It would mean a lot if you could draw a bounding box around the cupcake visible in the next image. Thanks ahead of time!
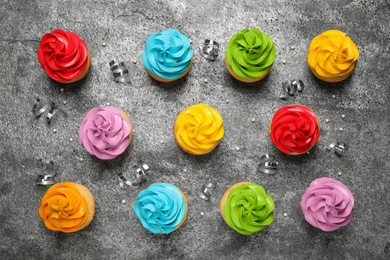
[38,182,95,233]
[134,183,188,234]
[308,30,359,82]
[79,106,133,160]
[142,29,193,82]
[38,29,91,83]
[174,104,224,155]
[225,28,276,83]
[220,182,275,235]
[270,105,320,155]
[301,178,354,231]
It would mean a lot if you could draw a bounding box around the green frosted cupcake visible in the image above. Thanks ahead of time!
[220,182,275,234]
[225,28,276,83]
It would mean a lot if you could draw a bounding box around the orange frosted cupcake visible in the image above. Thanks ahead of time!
[38,29,91,83]
[39,182,95,233]
[308,30,359,82]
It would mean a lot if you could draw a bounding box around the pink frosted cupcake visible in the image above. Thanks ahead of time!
[79,106,133,160]
[300,178,354,231]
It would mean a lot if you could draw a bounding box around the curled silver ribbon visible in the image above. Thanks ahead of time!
[35,158,57,186]
[196,183,216,201]
[109,60,130,83]
[32,98,66,124]
[259,154,279,174]
[279,79,304,99]
[199,39,219,61]
[327,142,347,156]
[118,160,149,188]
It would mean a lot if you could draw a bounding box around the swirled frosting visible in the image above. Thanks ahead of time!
[301,178,354,231]
[134,183,186,234]
[38,182,91,233]
[270,105,320,154]
[142,29,193,80]
[224,183,274,235]
[308,30,359,79]
[174,104,224,155]
[79,106,132,160]
[226,28,276,79]
[38,29,89,82]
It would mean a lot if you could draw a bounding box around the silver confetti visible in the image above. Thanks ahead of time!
[118,160,150,188]
[327,142,348,156]
[35,158,57,186]
[109,60,131,83]
[279,79,304,99]
[196,183,216,201]
[32,98,67,124]
[199,39,219,61]
[259,154,279,174]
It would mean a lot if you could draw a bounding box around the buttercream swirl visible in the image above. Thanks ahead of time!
[38,182,91,233]
[142,28,193,80]
[79,106,132,160]
[270,105,320,154]
[38,29,89,82]
[134,183,187,234]
[226,28,276,79]
[301,178,354,231]
[308,30,359,79]
[174,104,224,155]
[224,183,274,235]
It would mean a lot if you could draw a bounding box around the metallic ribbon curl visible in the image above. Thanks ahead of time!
[327,142,348,156]
[118,160,149,188]
[199,39,219,61]
[109,60,130,83]
[196,183,216,201]
[258,154,279,174]
[32,98,66,124]
[35,158,57,186]
[279,79,305,100]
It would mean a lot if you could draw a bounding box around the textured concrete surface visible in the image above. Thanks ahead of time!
[1,0,390,259]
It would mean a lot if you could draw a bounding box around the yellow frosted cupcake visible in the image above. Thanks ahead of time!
[174,104,224,155]
[308,30,359,82]
[39,182,95,233]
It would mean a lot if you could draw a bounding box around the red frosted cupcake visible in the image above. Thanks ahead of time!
[270,105,320,155]
[38,29,91,83]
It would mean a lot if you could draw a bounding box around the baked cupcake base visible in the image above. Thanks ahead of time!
[225,55,272,83]
[119,109,133,148]
[63,50,91,83]
[145,58,192,83]
[309,64,355,83]
[73,183,95,231]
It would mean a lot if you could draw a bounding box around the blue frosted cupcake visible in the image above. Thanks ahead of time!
[134,183,188,234]
[142,29,193,82]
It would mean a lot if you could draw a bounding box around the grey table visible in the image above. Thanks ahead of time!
[1,0,389,259]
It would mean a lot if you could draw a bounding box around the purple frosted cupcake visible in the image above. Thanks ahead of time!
[79,106,133,160]
[300,178,354,231]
